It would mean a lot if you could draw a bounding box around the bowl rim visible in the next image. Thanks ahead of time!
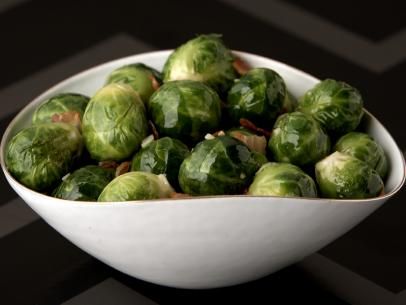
[1,50,405,206]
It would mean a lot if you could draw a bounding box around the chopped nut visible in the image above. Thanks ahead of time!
[115,161,131,177]
[239,118,256,130]
[231,131,266,154]
[169,192,191,199]
[141,134,155,148]
[205,133,216,140]
[148,75,160,90]
[148,120,159,140]
[51,111,82,129]
[61,173,71,181]
[99,160,118,169]
[232,56,251,75]
[239,118,272,138]
[213,130,226,137]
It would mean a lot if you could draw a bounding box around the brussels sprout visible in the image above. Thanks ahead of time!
[5,123,83,191]
[226,127,267,154]
[163,34,237,94]
[297,79,364,135]
[82,83,148,161]
[148,80,221,144]
[178,135,267,195]
[98,172,173,202]
[227,68,289,127]
[131,137,190,190]
[32,93,89,125]
[315,151,384,199]
[106,63,162,103]
[268,111,330,166]
[248,162,317,197]
[334,132,388,178]
[52,165,114,201]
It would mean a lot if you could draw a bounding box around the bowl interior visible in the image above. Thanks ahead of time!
[1,50,405,200]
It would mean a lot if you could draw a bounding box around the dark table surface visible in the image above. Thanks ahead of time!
[0,1,405,304]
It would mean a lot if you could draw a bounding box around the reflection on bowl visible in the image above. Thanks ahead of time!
[1,51,405,289]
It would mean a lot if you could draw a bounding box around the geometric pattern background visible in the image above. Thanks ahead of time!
[1,1,405,304]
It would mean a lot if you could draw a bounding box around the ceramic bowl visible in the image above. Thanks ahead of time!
[1,51,405,289]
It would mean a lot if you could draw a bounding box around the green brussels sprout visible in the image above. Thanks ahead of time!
[297,79,364,135]
[148,80,221,144]
[268,111,330,166]
[5,123,83,191]
[227,68,289,127]
[226,127,267,155]
[131,137,190,190]
[178,135,267,195]
[315,151,384,199]
[334,132,388,178]
[52,165,115,201]
[32,93,89,125]
[82,83,148,161]
[163,34,237,94]
[105,63,162,103]
[248,162,317,197]
[98,171,174,202]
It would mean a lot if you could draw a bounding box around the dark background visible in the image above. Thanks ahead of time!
[0,1,405,304]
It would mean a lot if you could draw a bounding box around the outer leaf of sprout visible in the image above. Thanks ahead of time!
[248,162,317,197]
[82,83,148,161]
[6,122,83,191]
[98,172,174,202]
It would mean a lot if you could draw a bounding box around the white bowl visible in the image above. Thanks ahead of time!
[1,51,405,289]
